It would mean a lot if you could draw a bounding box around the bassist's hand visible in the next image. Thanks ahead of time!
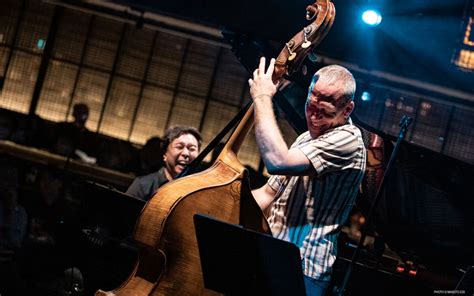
[248,57,280,102]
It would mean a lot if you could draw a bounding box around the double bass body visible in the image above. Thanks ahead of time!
[96,148,270,296]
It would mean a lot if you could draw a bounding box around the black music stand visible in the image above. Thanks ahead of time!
[193,214,306,296]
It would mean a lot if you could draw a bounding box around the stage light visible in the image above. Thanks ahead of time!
[362,9,382,26]
[361,91,371,101]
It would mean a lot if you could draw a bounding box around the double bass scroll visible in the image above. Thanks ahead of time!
[273,0,335,80]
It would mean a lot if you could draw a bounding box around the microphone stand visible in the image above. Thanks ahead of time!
[334,115,413,296]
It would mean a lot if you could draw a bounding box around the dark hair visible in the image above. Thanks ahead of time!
[162,126,202,152]
[73,103,89,116]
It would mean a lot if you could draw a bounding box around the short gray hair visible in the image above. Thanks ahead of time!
[311,64,356,103]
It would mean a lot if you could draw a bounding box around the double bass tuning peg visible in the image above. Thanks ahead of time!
[301,26,312,49]
[301,40,311,49]
[306,4,319,21]
[286,40,297,61]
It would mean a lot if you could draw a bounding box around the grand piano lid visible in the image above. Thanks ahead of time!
[366,132,474,271]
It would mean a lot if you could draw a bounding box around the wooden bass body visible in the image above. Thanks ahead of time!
[96,149,270,296]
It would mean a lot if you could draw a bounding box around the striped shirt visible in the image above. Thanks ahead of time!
[267,120,366,281]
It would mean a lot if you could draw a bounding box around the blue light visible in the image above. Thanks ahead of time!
[361,91,371,101]
[37,39,45,49]
[362,9,382,26]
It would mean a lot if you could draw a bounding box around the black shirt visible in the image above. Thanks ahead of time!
[125,167,169,201]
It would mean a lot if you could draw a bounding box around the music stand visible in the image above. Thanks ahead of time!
[194,214,306,296]
[80,181,145,241]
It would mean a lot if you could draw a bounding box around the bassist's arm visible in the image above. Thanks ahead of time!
[251,183,277,212]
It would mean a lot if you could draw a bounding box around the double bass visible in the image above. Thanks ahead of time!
[97,1,335,294]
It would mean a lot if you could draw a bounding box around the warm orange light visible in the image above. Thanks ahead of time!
[453,8,474,70]
[463,17,474,46]
[454,49,474,70]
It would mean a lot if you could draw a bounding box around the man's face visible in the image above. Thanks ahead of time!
[305,78,354,138]
[163,133,200,179]
[73,111,88,126]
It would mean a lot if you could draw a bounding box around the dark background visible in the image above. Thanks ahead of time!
[116,0,474,94]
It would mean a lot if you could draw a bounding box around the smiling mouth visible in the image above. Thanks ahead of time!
[311,122,326,129]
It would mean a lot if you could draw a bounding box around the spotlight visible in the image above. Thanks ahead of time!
[361,91,371,101]
[362,9,382,26]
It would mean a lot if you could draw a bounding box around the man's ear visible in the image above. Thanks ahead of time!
[344,101,355,118]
